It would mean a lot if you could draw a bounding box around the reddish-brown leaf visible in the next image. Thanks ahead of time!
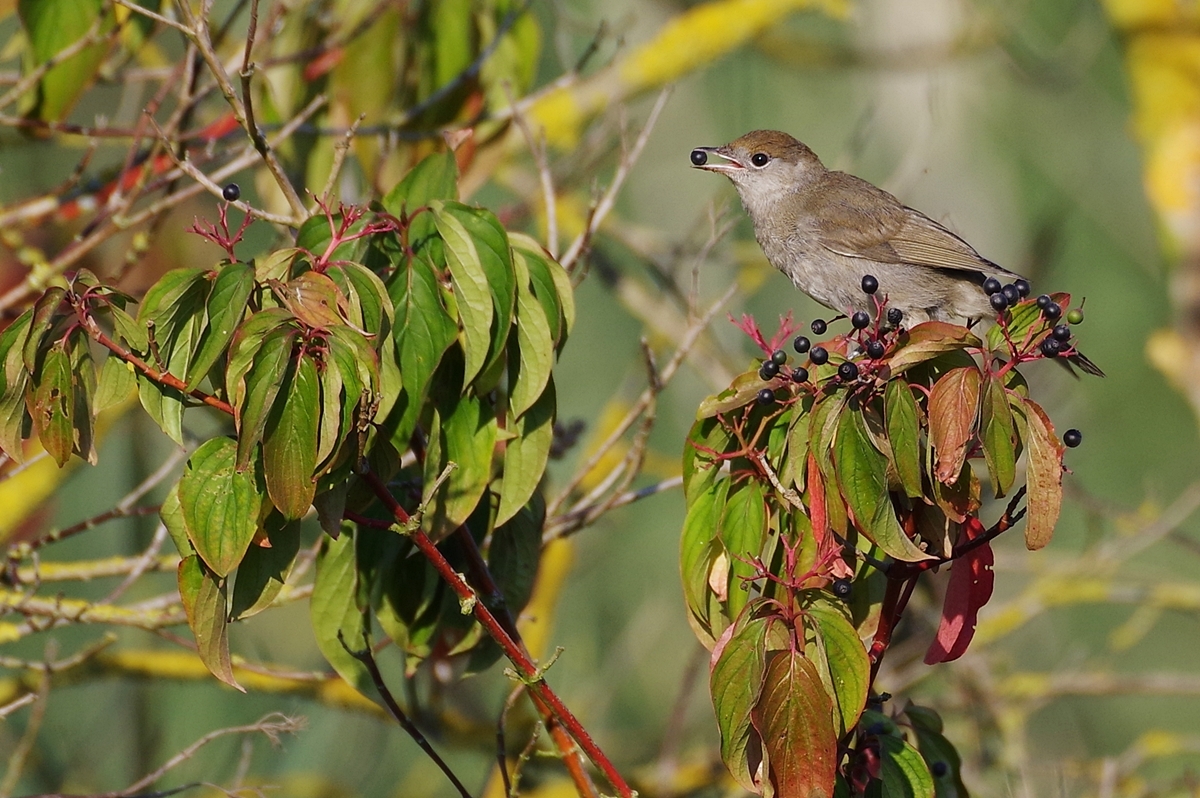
[751,650,837,798]
[928,366,982,485]
[924,518,994,664]
[1015,395,1064,550]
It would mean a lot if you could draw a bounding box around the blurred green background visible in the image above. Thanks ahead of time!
[4,0,1200,796]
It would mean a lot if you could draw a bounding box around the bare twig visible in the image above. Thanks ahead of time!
[339,631,473,798]
[172,0,307,219]
[506,84,559,258]
[121,714,304,795]
[559,87,672,273]
[546,282,735,518]
[0,648,51,797]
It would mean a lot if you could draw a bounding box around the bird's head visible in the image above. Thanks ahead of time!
[690,130,824,216]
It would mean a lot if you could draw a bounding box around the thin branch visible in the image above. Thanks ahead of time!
[559,87,672,273]
[0,650,50,797]
[360,468,628,797]
[172,0,307,219]
[546,281,736,518]
[121,714,304,795]
[506,84,559,258]
[339,631,473,798]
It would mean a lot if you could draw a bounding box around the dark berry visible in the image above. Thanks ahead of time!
[989,293,1009,311]
[222,183,241,202]
[793,335,811,354]
[1040,338,1061,358]
[756,388,775,405]
[1063,428,1082,447]
[689,149,707,166]
[1067,308,1084,324]
[831,578,852,598]
[1043,301,1062,321]
[861,274,879,294]
[1052,324,1071,342]
[811,319,827,336]
[809,346,829,365]
[866,340,886,359]
[759,361,779,380]
[851,311,871,329]
[1014,279,1031,297]
[838,361,859,381]
[791,366,809,383]
[1036,294,1052,309]
[931,762,948,778]
[887,307,903,326]
[1001,284,1020,304]
[771,349,787,365]
[983,277,1002,295]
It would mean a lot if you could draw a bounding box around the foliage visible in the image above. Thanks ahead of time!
[681,289,1092,796]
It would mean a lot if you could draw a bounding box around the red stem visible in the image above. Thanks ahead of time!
[361,469,631,798]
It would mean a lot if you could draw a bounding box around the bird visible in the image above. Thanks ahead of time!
[690,129,1103,376]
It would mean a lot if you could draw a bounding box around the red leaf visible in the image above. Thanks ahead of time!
[752,650,837,798]
[928,366,982,485]
[807,453,828,552]
[924,518,994,664]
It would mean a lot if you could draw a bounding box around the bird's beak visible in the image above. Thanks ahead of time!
[690,146,744,173]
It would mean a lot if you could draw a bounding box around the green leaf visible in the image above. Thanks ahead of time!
[23,287,66,374]
[908,722,968,798]
[752,650,837,798]
[698,369,774,419]
[488,493,544,616]
[884,380,923,499]
[979,373,1016,498]
[93,355,136,412]
[230,516,301,620]
[879,735,936,798]
[510,232,574,346]
[509,248,555,419]
[432,201,515,388]
[224,308,293,405]
[711,608,770,793]
[160,481,193,557]
[67,329,96,464]
[178,437,263,577]
[680,478,728,648]
[328,262,393,338]
[110,305,148,353]
[235,325,296,469]
[779,400,812,496]
[18,0,112,122]
[834,409,933,562]
[382,150,459,249]
[683,415,731,501]
[719,480,766,619]
[177,554,242,691]
[928,366,981,485]
[0,311,34,462]
[804,596,869,737]
[494,378,554,527]
[422,385,497,541]
[885,322,981,376]
[30,340,73,466]
[388,253,457,443]
[311,529,372,696]
[186,263,255,391]
[1012,394,1063,550]
[263,353,320,520]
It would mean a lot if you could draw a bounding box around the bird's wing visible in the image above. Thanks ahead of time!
[810,173,1020,279]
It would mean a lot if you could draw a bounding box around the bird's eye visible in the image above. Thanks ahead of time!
[751,153,770,167]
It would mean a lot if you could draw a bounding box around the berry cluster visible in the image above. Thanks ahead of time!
[749,274,1090,450]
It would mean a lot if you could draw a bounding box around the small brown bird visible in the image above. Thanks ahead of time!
[691,129,1102,375]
